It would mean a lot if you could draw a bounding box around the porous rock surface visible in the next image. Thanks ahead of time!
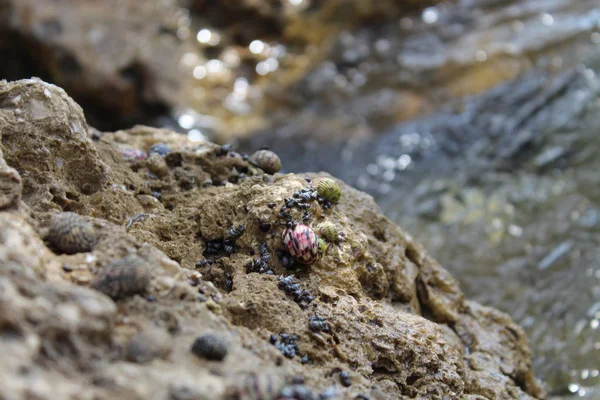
[0,78,545,399]
[0,0,185,130]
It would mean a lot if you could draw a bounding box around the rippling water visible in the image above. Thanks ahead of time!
[174,0,600,397]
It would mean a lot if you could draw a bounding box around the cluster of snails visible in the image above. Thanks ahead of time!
[47,212,151,300]
[281,177,343,266]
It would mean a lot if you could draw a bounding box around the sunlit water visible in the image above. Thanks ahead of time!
[170,0,600,397]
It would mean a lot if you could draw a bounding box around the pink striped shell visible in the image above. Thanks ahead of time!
[282,224,323,264]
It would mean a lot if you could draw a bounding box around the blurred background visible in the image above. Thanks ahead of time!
[1,0,599,398]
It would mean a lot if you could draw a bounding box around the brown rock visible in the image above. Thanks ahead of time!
[146,153,169,178]
[125,326,172,363]
[0,0,186,130]
[0,79,108,211]
[0,79,545,399]
[0,149,21,210]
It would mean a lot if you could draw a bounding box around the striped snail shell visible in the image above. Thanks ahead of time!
[48,212,97,254]
[282,224,323,265]
[248,150,281,174]
[233,373,285,400]
[91,255,150,300]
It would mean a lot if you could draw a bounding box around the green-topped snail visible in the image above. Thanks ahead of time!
[311,177,341,204]
[318,221,340,243]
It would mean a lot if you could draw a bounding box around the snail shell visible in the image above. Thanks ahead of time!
[91,255,150,299]
[48,212,97,254]
[317,221,339,243]
[234,373,285,400]
[248,150,281,174]
[312,177,341,204]
[282,224,323,265]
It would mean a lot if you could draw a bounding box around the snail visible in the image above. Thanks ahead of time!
[91,255,150,300]
[282,224,324,264]
[248,150,281,174]
[47,212,97,254]
[311,177,341,204]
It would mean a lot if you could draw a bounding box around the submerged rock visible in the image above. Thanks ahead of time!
[0,78,544,399]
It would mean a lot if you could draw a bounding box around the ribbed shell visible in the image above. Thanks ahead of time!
[312,177,341,204]
[318,222,339,243]
[48,212,97,254]
[235,373,285,400]
[282,224,322,264]
[91,255,150,299]
[248,150,281,174]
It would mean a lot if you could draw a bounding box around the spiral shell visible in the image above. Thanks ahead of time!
[317,221,339,243]
[317,237,328,255]
[282,224,323,264]
[48,212,97,254]
[312,177,341,204]
[91,255,150,299]
[248,150,281,174]
[233,373,285,400]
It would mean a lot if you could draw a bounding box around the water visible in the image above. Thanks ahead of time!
[176,0,600,396]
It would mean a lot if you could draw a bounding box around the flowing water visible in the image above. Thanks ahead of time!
[172,0,600,397]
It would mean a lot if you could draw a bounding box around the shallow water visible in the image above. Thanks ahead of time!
[177,0,600,396]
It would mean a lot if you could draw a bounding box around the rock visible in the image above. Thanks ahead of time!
[0,79,108,210]
[190,0,434,45]
[125,326,172,363]
[146,153,170,178]
[0,79,544,399]
[0,149,22,210]
[0,0,186,130]
[0,213,52,279]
